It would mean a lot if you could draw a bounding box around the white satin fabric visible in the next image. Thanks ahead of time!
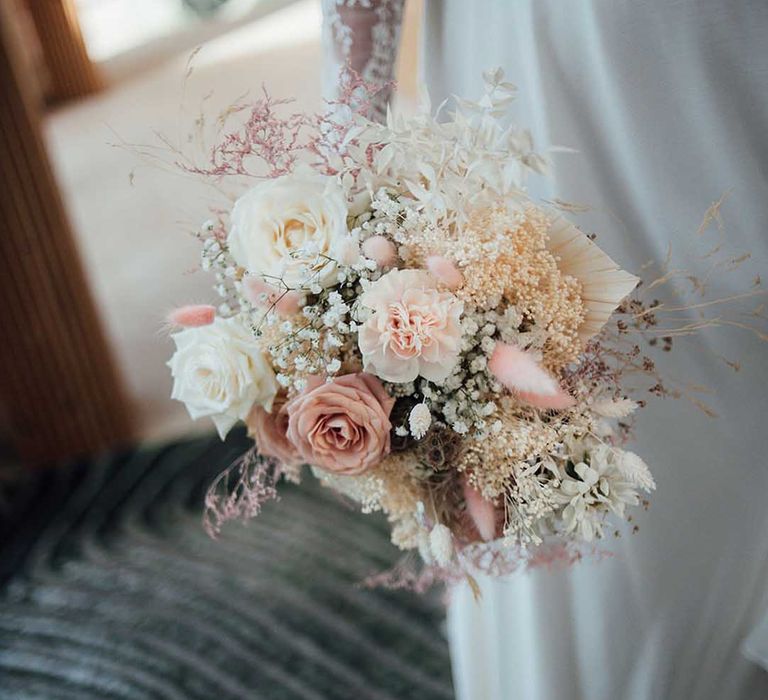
[421,2,768,699]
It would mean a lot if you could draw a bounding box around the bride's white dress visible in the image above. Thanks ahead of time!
[323,2,768,698]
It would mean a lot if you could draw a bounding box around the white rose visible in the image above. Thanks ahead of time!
[168,316,278,438]
[228,171,348,289]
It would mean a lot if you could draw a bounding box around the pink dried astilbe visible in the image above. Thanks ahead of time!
[331,66,393,120]
[178,68,389,182]
[361,553,445,594]
[306,67,393,175]
[181,89,311,179]
[203,447,282,537]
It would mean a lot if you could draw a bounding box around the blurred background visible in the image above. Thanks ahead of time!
[0,0,420,462]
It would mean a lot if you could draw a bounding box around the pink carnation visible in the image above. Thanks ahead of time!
[285,373,394,476]
[246,396,301,467]
[357,269,464,383]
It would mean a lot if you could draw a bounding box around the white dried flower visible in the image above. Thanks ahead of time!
[552,440,646,542]
[417,531,434,564]
[429,523,454,567]
[480,336,496,353]
[592,398,637,418]
[326,333,343,348]
[322,309,340,326]
[469,355,487,373]
[408,403,432,439]
[617,450,656,491]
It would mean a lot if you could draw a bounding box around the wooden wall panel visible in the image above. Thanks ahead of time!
[0,1,132,464]
[24,0,102,104]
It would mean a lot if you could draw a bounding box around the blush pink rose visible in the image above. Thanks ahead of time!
[246,395,301,467]
[285,373,395,476]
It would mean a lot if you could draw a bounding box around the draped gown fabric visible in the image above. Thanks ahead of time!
[428,4,768,699]
[323,2,768,698]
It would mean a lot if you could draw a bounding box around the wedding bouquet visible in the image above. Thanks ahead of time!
[164,69,761,588]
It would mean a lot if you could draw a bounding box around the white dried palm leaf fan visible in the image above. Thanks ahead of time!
[547,216,640,341]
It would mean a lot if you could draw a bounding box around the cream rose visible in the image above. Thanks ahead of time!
[168,315,278,438]
[285,373,394,476]
[357,269,464,383]
[228,171,348,289]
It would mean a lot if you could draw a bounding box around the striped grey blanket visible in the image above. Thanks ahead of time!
[0,432,454,699]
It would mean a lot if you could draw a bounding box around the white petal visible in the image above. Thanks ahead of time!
[211,413,237,440]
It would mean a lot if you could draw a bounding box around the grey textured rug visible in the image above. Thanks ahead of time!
[0,431,454,699]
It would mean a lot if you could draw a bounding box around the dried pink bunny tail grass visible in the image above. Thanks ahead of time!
[426,255,464,290]
[489,342,575,409]
[362,236,397,268]
[167,305,216,328]
[489,343,558,394]
[462,478,497,542]
[518,389,575,410]
[243,276,302,316]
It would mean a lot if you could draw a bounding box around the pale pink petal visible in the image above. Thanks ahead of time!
[425,255,464,290]
[274,291,303,316]
[463,478,497,542]
[167,305,215,327]
[243,276,301,316]
[362,236,397,268]
[242,276,277,306]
